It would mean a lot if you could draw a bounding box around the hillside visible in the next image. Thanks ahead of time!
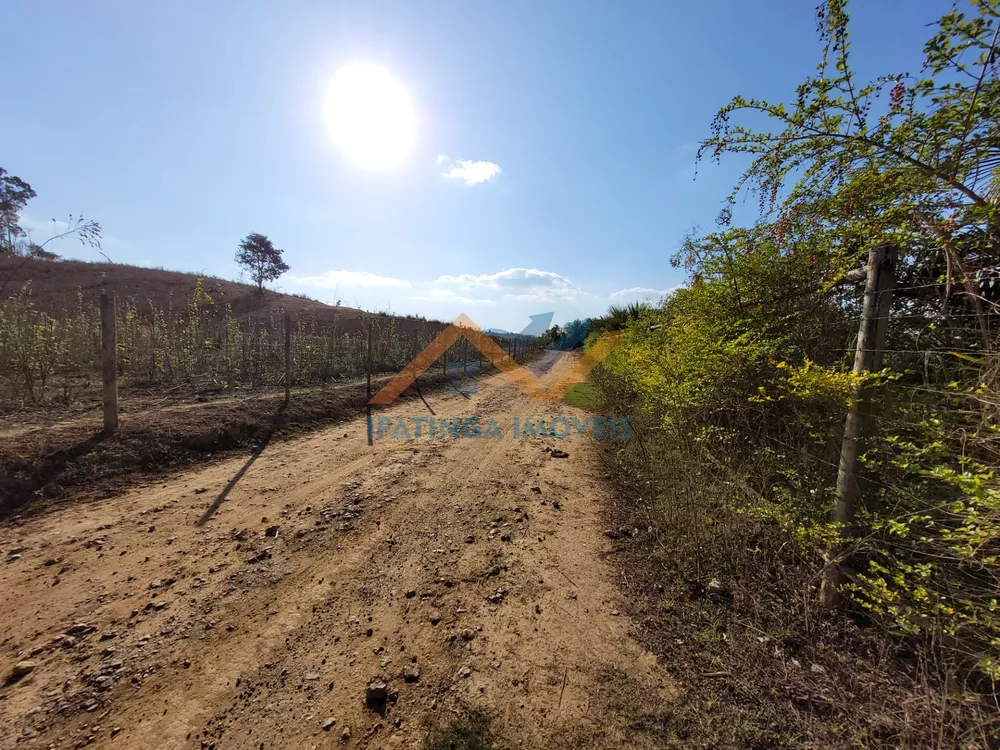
[0,256,371,329]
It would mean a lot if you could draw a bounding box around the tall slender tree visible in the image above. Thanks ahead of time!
[0,168,37,256]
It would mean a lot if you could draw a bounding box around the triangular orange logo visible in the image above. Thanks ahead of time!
[369,314,622,405]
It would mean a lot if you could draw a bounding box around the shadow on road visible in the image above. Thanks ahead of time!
[194,402,288,527]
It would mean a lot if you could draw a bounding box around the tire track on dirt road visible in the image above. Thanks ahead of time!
[0,354,673,749]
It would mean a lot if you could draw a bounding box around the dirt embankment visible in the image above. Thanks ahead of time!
[0,359,673,749]
[0,374,452,520]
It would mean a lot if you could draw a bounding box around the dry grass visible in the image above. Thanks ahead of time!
[0,255,445,335]
[423,708,494,750]
[595,438,1000,749]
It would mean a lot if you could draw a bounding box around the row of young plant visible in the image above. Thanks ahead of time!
[0,279,536,407]
[589,0,1000,699]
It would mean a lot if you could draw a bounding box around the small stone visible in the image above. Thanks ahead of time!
[9,661,36,679]
[403,664,420,683]
[365,680,388,712]
[458,666,472,679]
[195,487,208,494]
[264,525,280,538]
[530,486,541,493]
[810,663,826,675]
[552,501,561,510]
[404,590,416,599]
[66,623,92,635]
[429,615,441,625]
[322,717,336,731]
[551,449,569,458]
[305,672,320,681]
[341,726,351,742]
[460,629,475,642]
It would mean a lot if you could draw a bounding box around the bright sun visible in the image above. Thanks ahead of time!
[324,63,416,171]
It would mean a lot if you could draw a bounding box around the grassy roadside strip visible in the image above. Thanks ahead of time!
[591,434,997,749]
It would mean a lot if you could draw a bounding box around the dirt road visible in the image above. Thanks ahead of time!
[0,353,672,749]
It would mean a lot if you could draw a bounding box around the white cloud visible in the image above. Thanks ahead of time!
[438,267,581,302]
[292,270,411,289]
[441,158,502,185]
[414,289,494,305]
[610,285,681,300]
[17,214,70,240]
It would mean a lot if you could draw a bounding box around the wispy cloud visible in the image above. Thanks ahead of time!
[414,288,494,305]
[292,270,411,289]
[17,214,70,240]
[438,268,581,302]
[437,154,502,185]
[610,286,680,300]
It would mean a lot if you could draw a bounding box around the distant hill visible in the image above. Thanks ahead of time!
[0,256,440,335]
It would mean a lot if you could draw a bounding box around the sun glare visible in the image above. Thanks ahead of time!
[324,63,416,171]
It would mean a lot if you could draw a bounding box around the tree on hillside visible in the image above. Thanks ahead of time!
[235,233,290,292]
[0,168,37,256]
[0,168,102,264]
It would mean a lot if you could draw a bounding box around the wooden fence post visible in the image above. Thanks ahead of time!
[100,292,118,435]
[366,318,374,446]
[821,243,897,607]
[284,312,293,406]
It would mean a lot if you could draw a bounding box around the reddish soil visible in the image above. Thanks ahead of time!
[0,256,445,335]
[0,356,673,749]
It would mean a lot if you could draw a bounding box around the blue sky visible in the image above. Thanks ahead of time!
[3,0,947,330]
